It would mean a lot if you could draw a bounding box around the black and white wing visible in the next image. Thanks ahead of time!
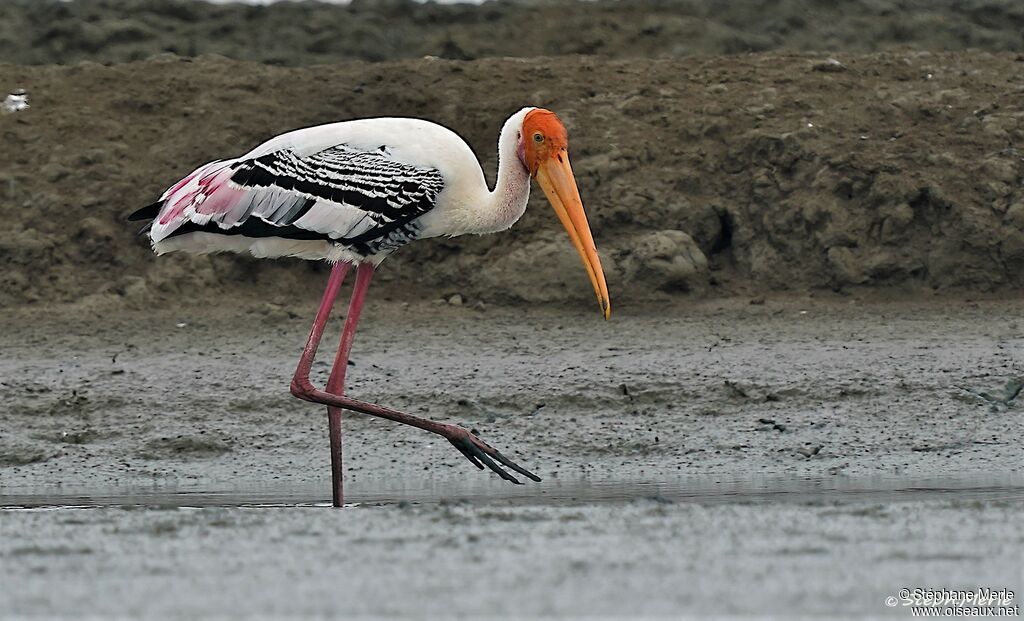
[141,143,446,260]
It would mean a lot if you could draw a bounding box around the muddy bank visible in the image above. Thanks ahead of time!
[2,52,1024,308]
[4,0,1024,66]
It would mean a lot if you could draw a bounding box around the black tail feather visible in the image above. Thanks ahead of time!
[127,202,161,221]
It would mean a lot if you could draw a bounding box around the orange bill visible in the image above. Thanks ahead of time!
[535,151,611,320]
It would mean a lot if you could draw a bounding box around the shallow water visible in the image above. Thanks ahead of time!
[4,473,1022,510]
[3,475,1021,618]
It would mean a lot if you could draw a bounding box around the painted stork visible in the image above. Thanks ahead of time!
[129,107,610,506]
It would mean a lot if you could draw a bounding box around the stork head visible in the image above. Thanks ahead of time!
[518,108,611,320]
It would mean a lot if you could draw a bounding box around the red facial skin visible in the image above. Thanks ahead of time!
[518,108,569,176]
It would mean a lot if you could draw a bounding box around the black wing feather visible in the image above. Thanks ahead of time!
[127,202,161,221]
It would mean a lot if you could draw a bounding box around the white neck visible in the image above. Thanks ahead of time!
[478,108,533,233]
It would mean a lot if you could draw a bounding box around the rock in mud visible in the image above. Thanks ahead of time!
[622,230,710,293]
[796,445,823,458]
[812,58,847,72]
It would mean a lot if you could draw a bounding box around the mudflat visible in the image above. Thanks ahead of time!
[2,297,1022,487]
[1,297,1021,616]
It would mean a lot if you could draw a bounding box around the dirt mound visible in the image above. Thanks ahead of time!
[1,52,1023,309]
[3,0,1024,66]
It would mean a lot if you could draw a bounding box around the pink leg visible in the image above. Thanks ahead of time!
[291,266,540,493]
[289,262,349,507]
[322,262,374,507]
[292,262,351,386]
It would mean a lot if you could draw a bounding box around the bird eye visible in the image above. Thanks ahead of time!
[533,133,544,143]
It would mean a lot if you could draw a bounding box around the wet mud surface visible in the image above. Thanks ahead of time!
[2,481,1022,617]
[1,297,1022,616]
[2,297,1022,488]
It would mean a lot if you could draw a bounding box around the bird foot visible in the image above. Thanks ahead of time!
[442,425,541,485]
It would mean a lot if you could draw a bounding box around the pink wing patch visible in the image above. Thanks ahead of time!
[152,160,246,241]
[194,166,247,216]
